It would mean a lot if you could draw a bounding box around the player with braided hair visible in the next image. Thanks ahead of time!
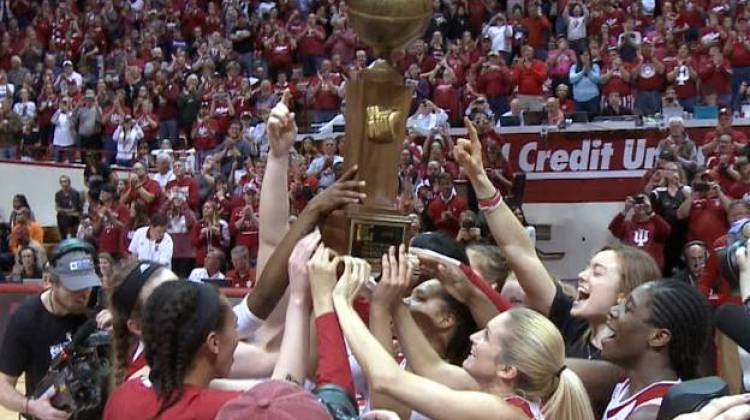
[103,281,241,419]
[107,261,178,386]
[570,279,712,419]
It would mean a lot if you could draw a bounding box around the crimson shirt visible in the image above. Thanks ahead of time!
[687,197,728,246]
[103,378,240,420]
[427,193,468,238]
[608,213,671,270]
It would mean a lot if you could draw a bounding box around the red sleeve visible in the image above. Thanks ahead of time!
[459,264,511,312]
[652,214,672,241]
[608,212,626,238]
[190,223,201,248]
[188,180,200,209]
[698,250,721,306]
[314,312,356,397]
[229,209,240,236]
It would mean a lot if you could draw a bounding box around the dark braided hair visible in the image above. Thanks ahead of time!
[141,281,227,418]
[645,279,712,380]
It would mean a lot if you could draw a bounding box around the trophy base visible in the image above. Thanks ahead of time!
[321,209,411,273]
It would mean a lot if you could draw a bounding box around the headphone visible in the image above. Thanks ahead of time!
[49,238,96,268]
[682,240,709,262]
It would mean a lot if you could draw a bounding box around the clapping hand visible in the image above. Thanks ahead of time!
[267,90,297,158]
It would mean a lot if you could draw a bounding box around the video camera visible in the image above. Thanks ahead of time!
[32,319,111,420]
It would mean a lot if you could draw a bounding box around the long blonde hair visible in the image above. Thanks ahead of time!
[501,308,594,420]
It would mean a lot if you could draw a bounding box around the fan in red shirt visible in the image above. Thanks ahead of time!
[608,194,672,271]
[229,186,259,261]
[308,59,342,123]
[165,160,200,211]
[477,51,513,116]
[297,14,327,76]
[403,40,438,74]
[699,45,733,105]
[190,201,230,266]
[427,173,469,237]
[121,162,163,217]
[92,185,130,259]
[511,45,548,105]
[600,51,634,109]
[724,18,750,69]
[521,7,551,50]
[265,30,296,78]
[701,107,749,156]
[226,245,256,289]
[104,281,240,420]
[665,44,699,111]
[677,176,729,247]
[705,133,738,192]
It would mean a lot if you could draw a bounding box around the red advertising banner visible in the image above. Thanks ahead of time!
[499,126,735,203]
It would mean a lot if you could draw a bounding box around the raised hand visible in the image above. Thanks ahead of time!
[288,228,322,296]
[453,117,486,181]
[266,90,297,158]
[372,244,412,310]
[333,256,371,304]
[304,165,366,219]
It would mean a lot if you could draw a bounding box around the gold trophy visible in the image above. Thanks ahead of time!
[322,0,433,268]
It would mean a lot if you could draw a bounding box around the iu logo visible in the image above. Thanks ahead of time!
[633,229,649,247]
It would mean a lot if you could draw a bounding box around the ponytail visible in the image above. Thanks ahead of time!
[542,368,594,420]
[500,308,594,420]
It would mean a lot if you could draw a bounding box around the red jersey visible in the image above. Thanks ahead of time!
[427,192,468,238]
[166,176,200,210]
[634,59,664,91]
[511,60,547,96]
[229,206,259,257]
[103,377,240,420]
[729,181,750,200]
[728,32,750,67]
[687,197,728,246]
[95,202,129,258]
[225,268,256,289]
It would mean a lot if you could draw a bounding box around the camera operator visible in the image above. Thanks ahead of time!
[0,239,102,419]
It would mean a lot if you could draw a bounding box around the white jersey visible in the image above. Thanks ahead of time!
[603,379,677,420]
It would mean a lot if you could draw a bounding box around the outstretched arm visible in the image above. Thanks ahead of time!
[257,91,296,277]
[453,118,556,315]
[333,258,525,420]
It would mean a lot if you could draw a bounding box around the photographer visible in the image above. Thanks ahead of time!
[678,173,731,248]
[0,240,101,419]
[609,194,672,270]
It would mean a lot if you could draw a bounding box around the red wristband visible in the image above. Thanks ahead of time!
[478,190,503,212]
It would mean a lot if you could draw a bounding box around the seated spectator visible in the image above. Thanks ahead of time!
[426,172,468,237]
[225,246,255,289]
[555,84,575,113]
[188,247,226,283]
[661,85,685,116]
[128,214,174,268]
[10,227,46,274]
[306,137,342,190]
[151,154,176,190]
[600,91,633,116]
[121,162,163,216]
[608,194,672,271]
[545,97,565,125]
[672,241,708,286]
[190,201,230,266]
[9,207,42,255]
[11,247,43,281]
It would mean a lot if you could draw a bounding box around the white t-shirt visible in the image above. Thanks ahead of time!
[483,24,513,53]
[53,112,75,147]
[187,267,225,283]
[152,170,176,190]
[127,226,173,267]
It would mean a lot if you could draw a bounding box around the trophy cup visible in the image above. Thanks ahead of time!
[321,0,434,269]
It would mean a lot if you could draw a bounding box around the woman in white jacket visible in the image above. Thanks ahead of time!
[113,114,143,167]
